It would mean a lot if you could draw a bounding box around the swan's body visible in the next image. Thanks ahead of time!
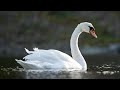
[16,22,97,71]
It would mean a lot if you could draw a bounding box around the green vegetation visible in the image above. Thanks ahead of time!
[42,11,120,46]
[0,11,120,57]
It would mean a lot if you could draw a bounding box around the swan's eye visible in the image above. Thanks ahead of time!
[88,26,94,31]
[89,26,97,38]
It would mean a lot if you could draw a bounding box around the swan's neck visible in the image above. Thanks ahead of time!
[70,25,87,71]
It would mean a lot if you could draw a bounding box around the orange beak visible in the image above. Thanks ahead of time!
[90,30,97,38]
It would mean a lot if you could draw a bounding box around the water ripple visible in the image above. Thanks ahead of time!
[0,63,120,79]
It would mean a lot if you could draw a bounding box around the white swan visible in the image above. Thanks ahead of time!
[15,22,97,71]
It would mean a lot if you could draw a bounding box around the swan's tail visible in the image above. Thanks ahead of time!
[15,59,40,70]
[15,59,29,69]
[15,59,26,67]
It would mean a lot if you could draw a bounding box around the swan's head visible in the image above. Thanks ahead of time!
[79,22,97,38]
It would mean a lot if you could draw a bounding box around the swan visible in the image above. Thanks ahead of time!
[15,22,97,71]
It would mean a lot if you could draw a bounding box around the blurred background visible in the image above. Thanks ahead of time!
[0,11,120,67]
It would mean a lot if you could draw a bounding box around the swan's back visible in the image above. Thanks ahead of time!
[16,48,82,70]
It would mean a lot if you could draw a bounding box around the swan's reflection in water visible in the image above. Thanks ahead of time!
[24,69,86,79]
[19,63,120,79]
[1,63,120,79]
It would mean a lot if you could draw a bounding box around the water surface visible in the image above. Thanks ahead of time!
[0,54,120,79]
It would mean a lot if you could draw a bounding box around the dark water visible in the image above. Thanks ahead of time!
[0,54,120,79]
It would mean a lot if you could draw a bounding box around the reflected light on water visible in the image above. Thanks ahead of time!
[0,63,120,79]
[25,70,84,79]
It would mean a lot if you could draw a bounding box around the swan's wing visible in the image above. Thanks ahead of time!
[23,48,73,62]
[17,48,82,69]
[23,48,74,64]
[23,49,58,62]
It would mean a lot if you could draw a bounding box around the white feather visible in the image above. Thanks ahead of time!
[15,22,96,71]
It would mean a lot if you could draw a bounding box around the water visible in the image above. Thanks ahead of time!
[0,54,120,79]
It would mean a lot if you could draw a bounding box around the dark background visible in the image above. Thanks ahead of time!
[0,11,120,58]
